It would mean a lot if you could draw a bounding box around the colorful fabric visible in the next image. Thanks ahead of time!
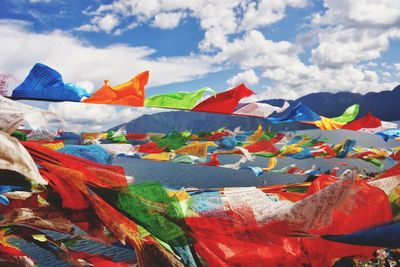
[376,129,400,141]
[233,101,290,118]
[267,103,321,123]
[144,87,215,109]
[83,71,149,106]
[174,141,216,157]
[322,222,400,248]
[12,63,82,101]
[58,145,113,165]
[341,112,382,131]
[332,104,359,123]
[192,84,254,114]
[0,131,47,185]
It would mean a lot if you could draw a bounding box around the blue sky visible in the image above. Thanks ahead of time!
[1,0,399,131]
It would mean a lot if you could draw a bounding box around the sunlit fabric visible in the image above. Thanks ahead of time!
[12,63,82,102]
[267,103,321,123]
[331,104,359,123]
[144,87,215,109]
[58,144,113,165]
[83,71,149,106]
[233,101,290,118]
[376,129,400,141]
[341,112,382,131]
[192,84,254,114]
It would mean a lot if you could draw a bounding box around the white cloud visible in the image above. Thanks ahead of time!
[312,0,400,27]
[311,27,400,68]
[152,12,184,29]
[47,102,169,132]
[0,20,218,92]
[78,0,307,51]
[96,14,119,33]
[310,0,400,68]
[76,14,120,33]
[240,0,307,30]
[216,30,299,70]
[227,69,259,87]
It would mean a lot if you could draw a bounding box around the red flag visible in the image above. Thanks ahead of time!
[138,142,166,153]
[39,162,89,211]
[201,154,220,166]
[186,209,304,266]
[301,173,393,266]
[126,133,148,140]
[379,161,400,178]
[192,84,254,114]
[200,131,229,141]
[341,112,381,131]
[244,139,279,154]
[390,151,400,161]
[22,141,127,188]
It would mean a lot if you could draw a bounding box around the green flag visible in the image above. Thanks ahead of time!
[172,155,205,164]
[11,130,27,141]
[107,130,127,143]
[332,104,359,123]
[144,87,215,109]
[152,131,191,150]
[117,181,189,247]
[363,157,384,169]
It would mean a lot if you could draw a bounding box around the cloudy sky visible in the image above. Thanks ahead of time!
[1,0,400,131]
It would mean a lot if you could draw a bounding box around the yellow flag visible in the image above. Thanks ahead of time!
[280,144,303,156]
[247,124,263,143]
[32,234,47,242]
[42,141,64,151]
[312,116,346,131]
[167,190,190,202]
[263,157,277,171]
[174,141,216,157]
[81,132,107,140]
[142,152,174,161]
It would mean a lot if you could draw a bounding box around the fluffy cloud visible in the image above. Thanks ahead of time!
[0,19,218,91]
[310,0,400,68]
[222,1,400,100]
[227,69,259,87]
[79,0,307,50]
[312,0,400,27]
[152,12,184,29]
[76,14,120,33]
[47,102,169,132]
[240,0,307,30]
[216,30,299,69]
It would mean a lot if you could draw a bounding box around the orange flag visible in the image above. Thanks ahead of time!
[83,71,149,106]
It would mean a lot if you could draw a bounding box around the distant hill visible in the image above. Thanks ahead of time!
[112,85,400,133]
[113,111,311,133]
[261,85,400,120]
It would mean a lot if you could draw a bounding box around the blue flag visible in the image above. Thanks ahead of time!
[376,129,400,142]
[267,103,321,123]
[322,222,400,248]
[12,63,82,101]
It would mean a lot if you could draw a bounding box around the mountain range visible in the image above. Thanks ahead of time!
[112,85,400,133]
